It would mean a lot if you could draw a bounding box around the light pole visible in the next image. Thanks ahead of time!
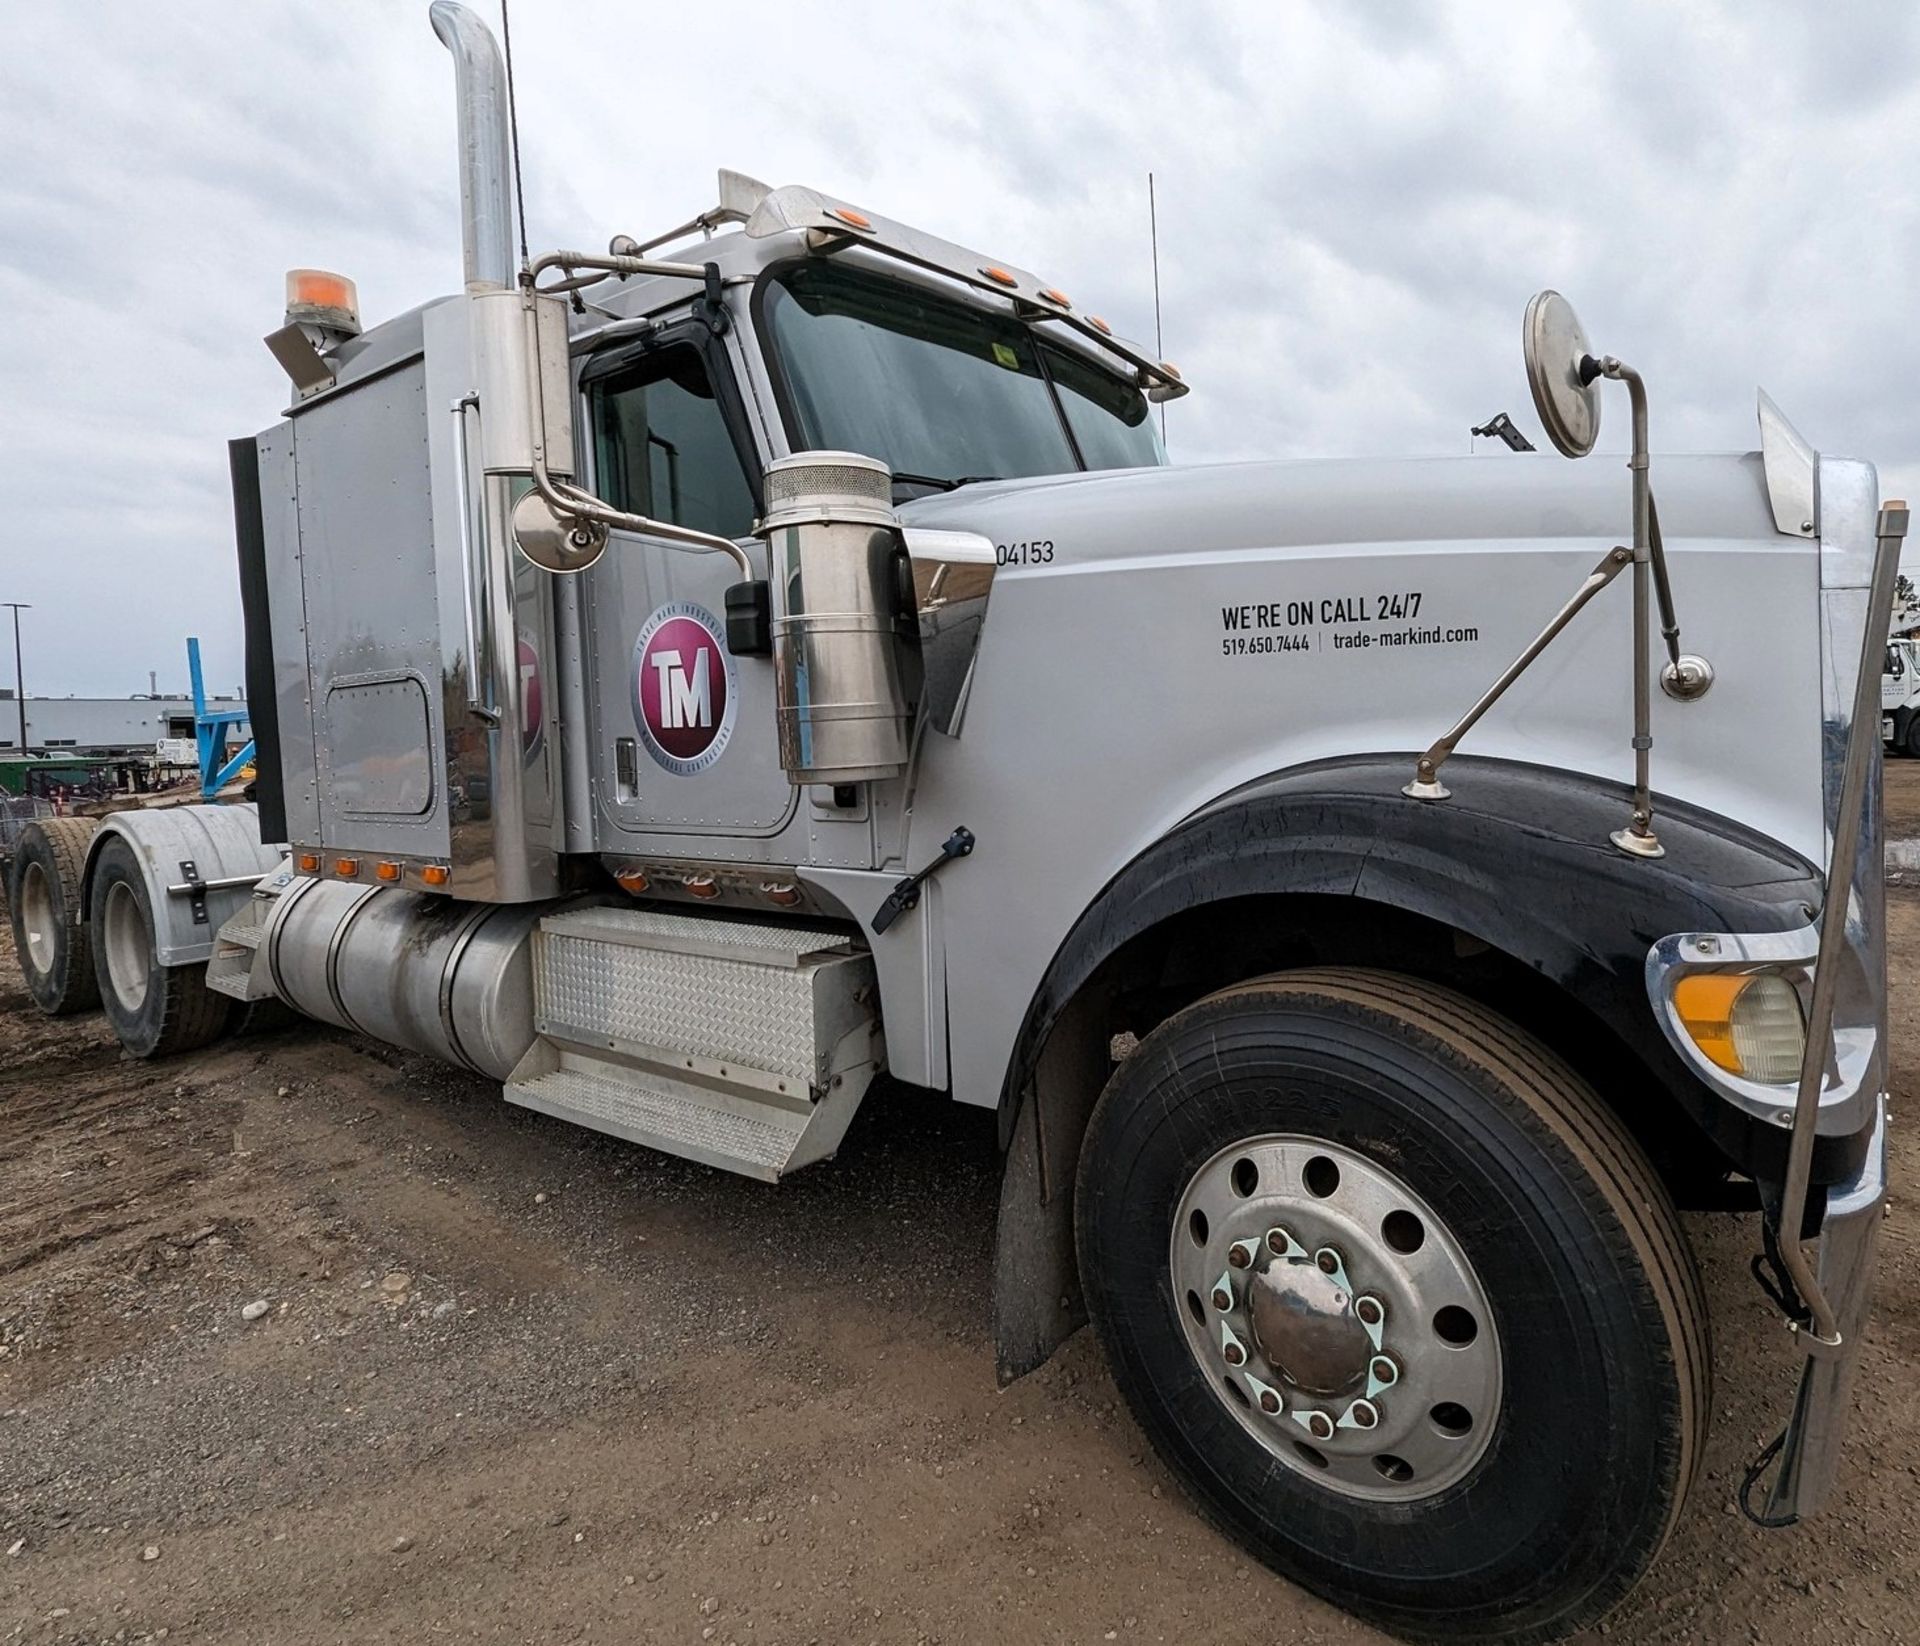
[2,602,27,753]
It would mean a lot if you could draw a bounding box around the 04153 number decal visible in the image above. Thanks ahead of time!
[995,540,1054,566]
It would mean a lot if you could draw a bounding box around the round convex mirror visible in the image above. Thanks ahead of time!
[1522,290,1601,458]
[513,489,608,573]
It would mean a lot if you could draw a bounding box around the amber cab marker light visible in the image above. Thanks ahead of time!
[981,265,1018,288]
[615,867,651,895]
[1040,287,1072,309]
[684,874,720,900]
[333,858,360,878]
[827,206,873,231]
[376,861,402,882]
[1087,314,1113,335]
[421,864,450,888]
[761,882,802,908]
[297,852,320,874]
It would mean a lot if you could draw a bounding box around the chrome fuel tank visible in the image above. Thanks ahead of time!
[262,878,599,1079]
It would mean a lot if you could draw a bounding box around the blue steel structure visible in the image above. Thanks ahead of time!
[187,636,253,800]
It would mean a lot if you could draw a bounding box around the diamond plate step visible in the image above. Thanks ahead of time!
[509,1058,811,1180]
[206,896,273,1003]
[507,905,884,1181]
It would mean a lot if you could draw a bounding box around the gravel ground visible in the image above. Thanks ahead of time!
[1,899,1916,1646]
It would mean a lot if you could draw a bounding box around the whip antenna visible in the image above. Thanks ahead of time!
[500,0,531,271]
[1148,171,1166,444]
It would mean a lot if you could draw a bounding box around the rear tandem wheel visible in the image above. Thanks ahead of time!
[8,817,102,1016]
[88,834,234,1059]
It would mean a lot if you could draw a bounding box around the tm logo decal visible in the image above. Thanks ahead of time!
[631,601,737,775]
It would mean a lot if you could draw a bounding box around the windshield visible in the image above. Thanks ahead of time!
[760,261,1164,492]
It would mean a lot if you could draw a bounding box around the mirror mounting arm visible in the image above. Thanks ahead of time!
[1602,356,1666,859]
[1404,545,1633,801]
[511,275,752,579]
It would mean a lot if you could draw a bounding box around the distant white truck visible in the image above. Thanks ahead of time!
[1882,635,1920,753]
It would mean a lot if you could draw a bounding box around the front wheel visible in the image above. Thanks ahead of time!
[1075,968,1709,1644]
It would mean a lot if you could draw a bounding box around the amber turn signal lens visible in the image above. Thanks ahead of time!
[615,867,651,895]
[421,865,450,888]
[760,882,801,907]
[333,858,359,878]
[375,861,401,882]
[1672,972,1806,1083]
[684,874,720,900]
[296,852,320,874]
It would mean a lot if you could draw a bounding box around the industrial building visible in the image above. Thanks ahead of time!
[0,690,246,756]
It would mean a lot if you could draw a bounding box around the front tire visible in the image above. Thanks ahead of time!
[89,835,233,1058]
[1075,968,1708,1644]
[8,817,102,1015]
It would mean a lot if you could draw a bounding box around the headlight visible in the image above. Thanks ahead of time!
[1672,972,1807,1085]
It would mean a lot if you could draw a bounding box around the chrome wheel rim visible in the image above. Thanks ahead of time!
[102,880,151,1012]
[19,860,56,977]
[1169,1133,1502,1501]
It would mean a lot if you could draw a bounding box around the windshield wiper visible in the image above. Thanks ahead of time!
[889,471,1000,496]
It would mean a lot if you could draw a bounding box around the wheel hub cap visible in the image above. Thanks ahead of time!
[1169,1134,1502,1501]
[1246,1258,1371,1395]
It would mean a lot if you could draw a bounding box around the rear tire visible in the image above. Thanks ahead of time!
[8,817,102,1015]
[88,835,233,1058]
[1075,967,1709,1644]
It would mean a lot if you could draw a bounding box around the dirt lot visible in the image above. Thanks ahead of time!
[1881,753,1920,841]
[2,900,1916,1646]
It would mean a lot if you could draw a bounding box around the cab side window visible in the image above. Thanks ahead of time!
[587,344,756,540]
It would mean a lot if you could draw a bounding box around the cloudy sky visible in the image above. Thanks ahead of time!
[4,0,1917,697]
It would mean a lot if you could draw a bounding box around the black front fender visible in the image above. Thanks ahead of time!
[1009,753,1843,1184]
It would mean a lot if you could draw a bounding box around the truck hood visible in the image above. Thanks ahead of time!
[895,451,1783,561]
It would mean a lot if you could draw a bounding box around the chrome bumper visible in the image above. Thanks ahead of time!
[1762,1091,1887,1521]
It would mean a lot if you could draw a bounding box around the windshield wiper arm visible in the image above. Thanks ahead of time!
[889,471,1000,496]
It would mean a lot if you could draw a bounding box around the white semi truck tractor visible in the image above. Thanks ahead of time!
[6,6,1899,1638]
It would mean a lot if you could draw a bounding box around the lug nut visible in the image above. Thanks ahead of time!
[1211,1286,1232,1312]
[1259,1388,1281,1414]
[1356,1296,1383,1327]
[1348,1399,1379,1430]
[1227,1240,1257,1270]
[1307,1410,1334,1441]
[1266,1226,1292,1256]
[1315,1248,1340,1275]
[1371,1355,1398,1388]
[1224,1340,1246,1366]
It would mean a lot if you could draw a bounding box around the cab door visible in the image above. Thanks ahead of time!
[576,323,797,843]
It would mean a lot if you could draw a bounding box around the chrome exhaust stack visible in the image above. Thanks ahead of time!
[429,0,515,292]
